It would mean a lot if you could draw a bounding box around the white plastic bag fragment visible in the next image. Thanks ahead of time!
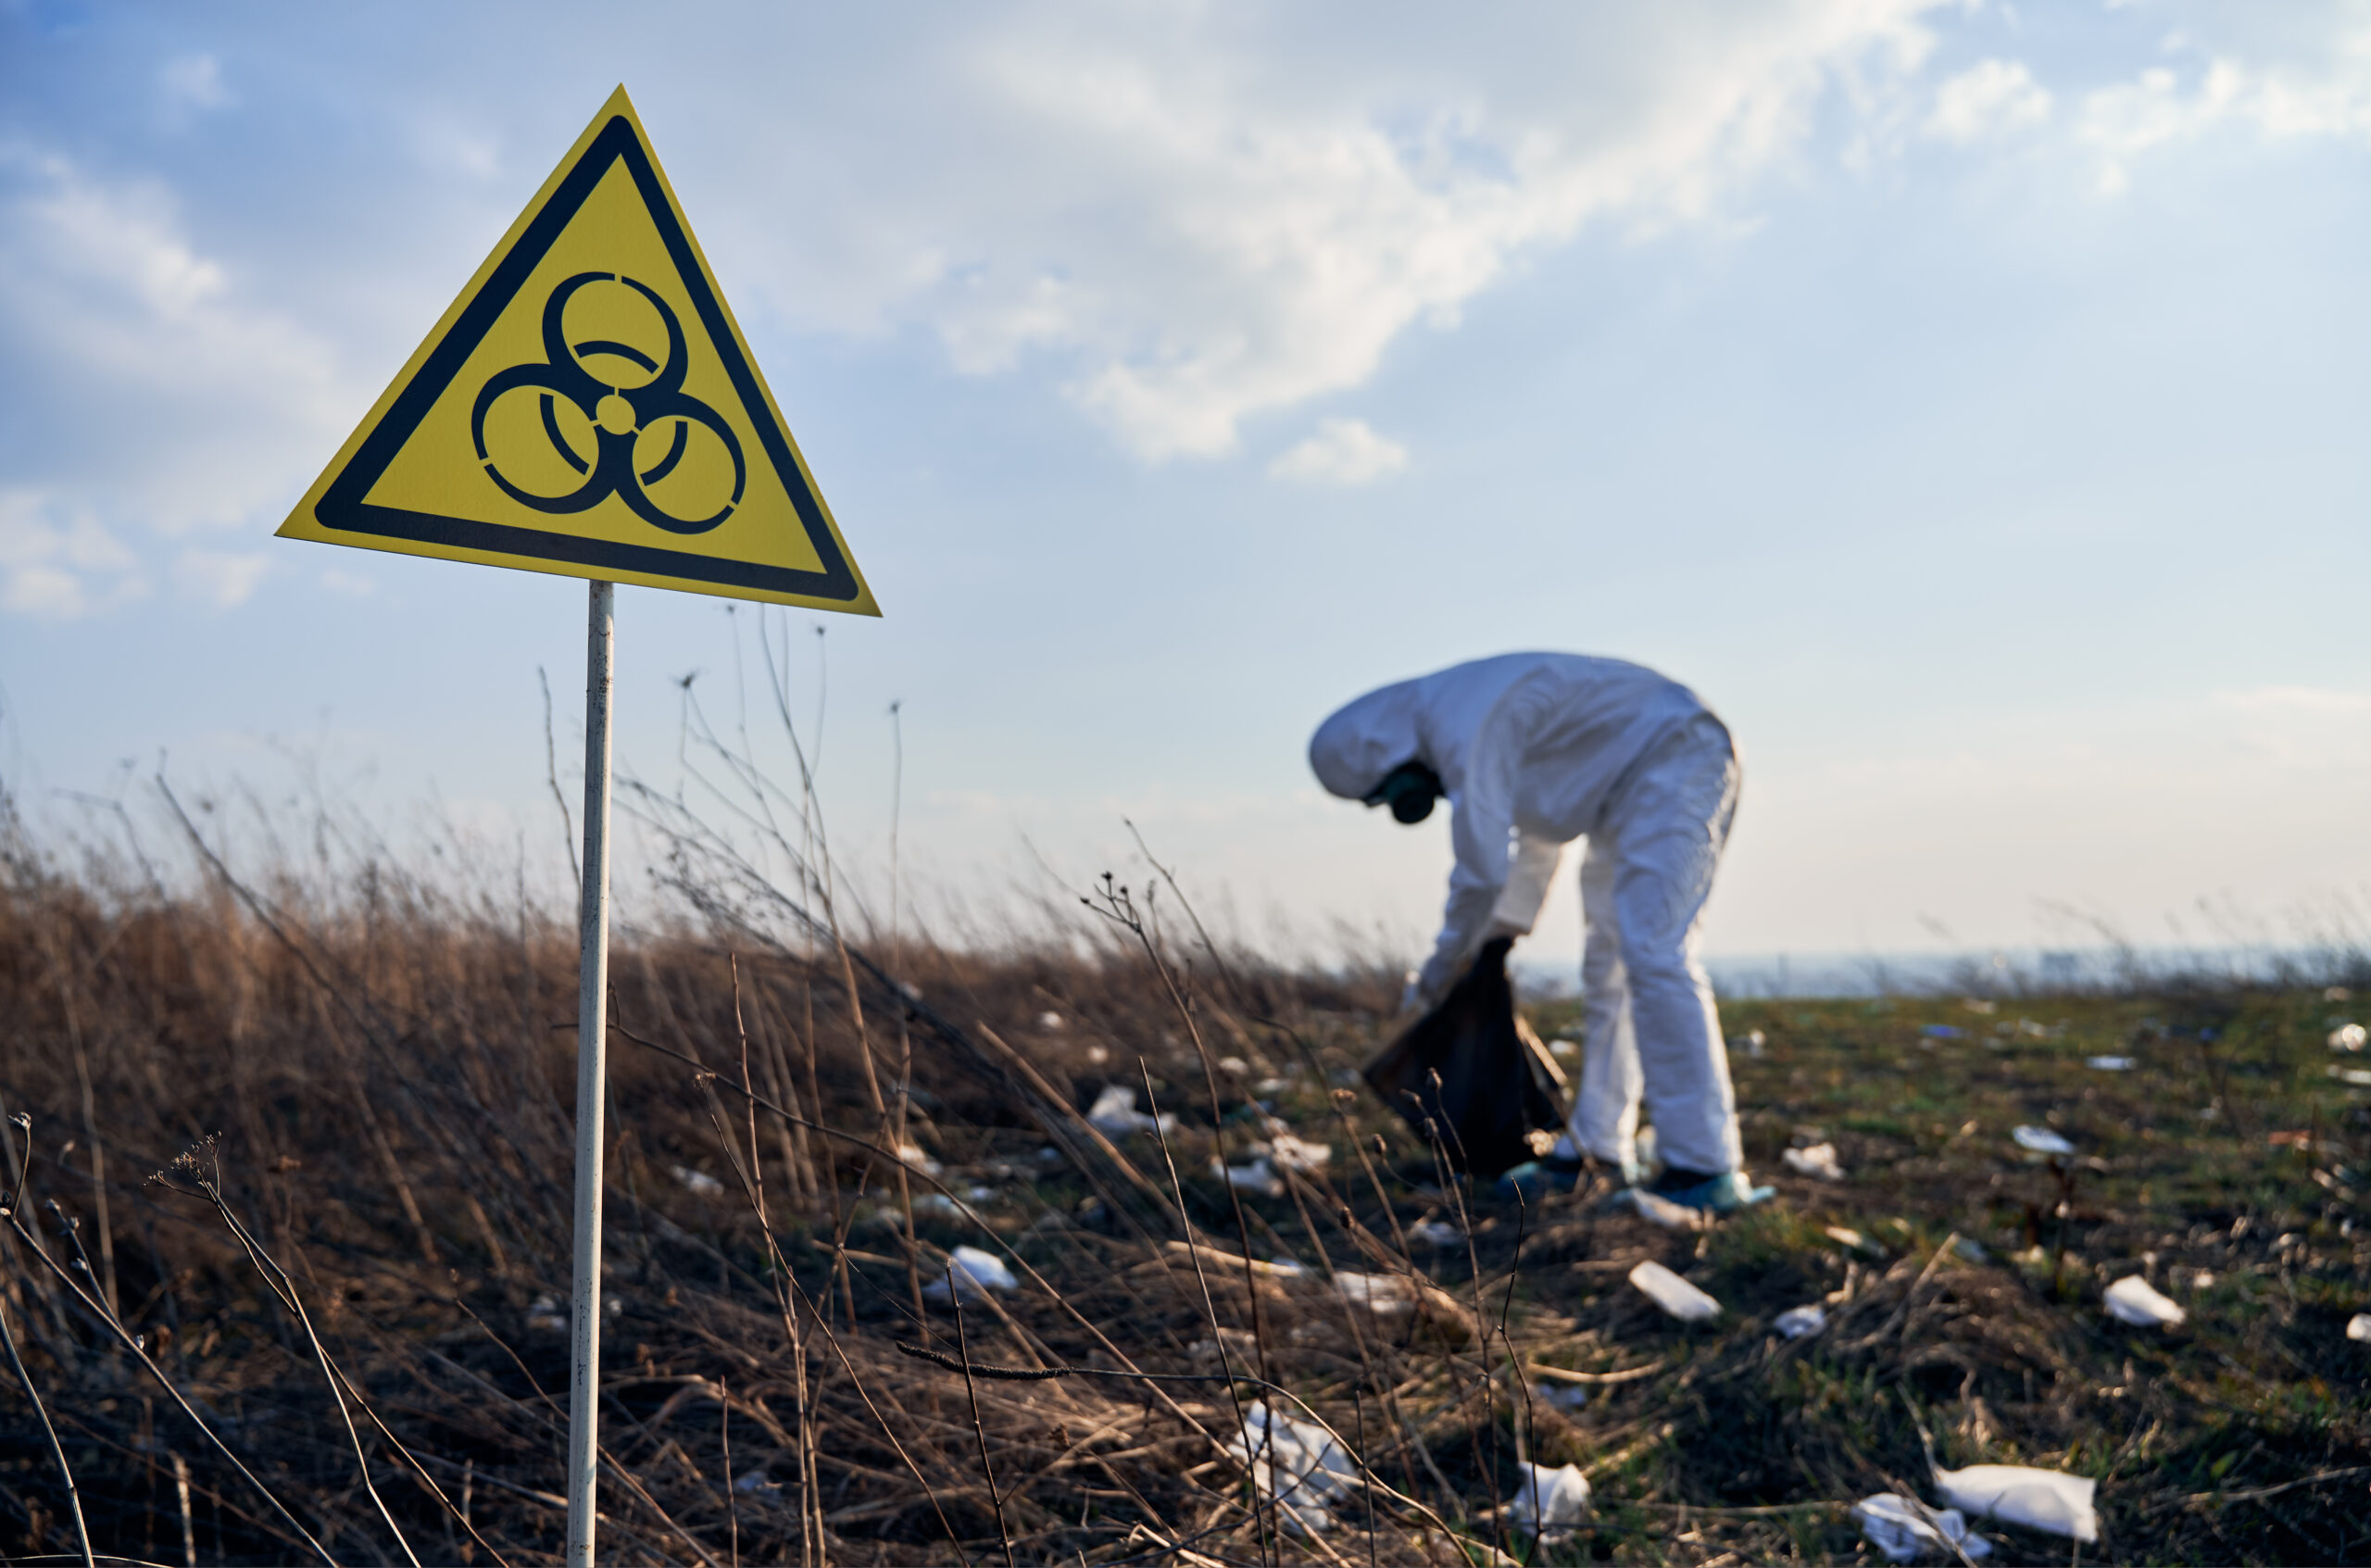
[1506,1461,1591,1538]
[1533,1380,1589,1412]
[2347,1313,2370,1342]
[2103,1273,2185,1328]
[1629,1260,1720,1323]
[1611,1187,1708,1231]
[2329,1022,2366,1052]
[670,1164,725,1197]
[1783,1143,1844,1181]
[1852,1494,1992,1563]
[1212,1156,1285,1198]
[1933,1463,2098,1543]
[1334,1272,1416,1315]
[1410,1220,1464,1248]
[1228,1400,1359,1534]
[1774,1304,1826,1339]
[894,1141,944,1176]
[1086,1085,1176,1138]
[2085,1056,2136,1072]
[922,1246,1017,1303]
[1267,1132,1332,1173]
[2013,1125,2076,1157]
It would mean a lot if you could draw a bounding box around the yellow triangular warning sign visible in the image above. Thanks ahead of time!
[279,87,877,614]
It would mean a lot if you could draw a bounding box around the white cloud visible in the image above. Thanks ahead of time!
[0,489,147,619]
[175,547,270,608]
[683,2,1951,460]
[2078,19,2371,192]
[1267,418,1409,484]
[159,54,234,121]
[1926,58,2051,143]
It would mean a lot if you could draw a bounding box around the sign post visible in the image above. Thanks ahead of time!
[275,88,877,1562]
[566,578,615,1563]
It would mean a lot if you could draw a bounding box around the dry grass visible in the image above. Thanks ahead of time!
[0,787,2364,1564]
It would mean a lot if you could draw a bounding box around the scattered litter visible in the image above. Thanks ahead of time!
[1334,1272,1416,1314]
[1218,1055,1249,1075]
[2104,1273,2185,1328]
[1506,1461,1591,1538]
[1213,1157,1285,1198]
[1922,1024,1964,1040]
[1825,1225,1882,1257]
[2013,1125,2076,1157]
[1610,1186,1709,1231]
[1774,1304,1827,1339]
[922,1246,1017,1303]
[1085,1044,1110,1065]
[2347,1313,2370,1343]
[1853,1494,1992,1563]
[1783,1142,1844,1181]
[2331,1067,2371,1086]
[2329,1022,2366,1052]
[2189,1269,2215,1290]
[1267,1132,1332,1173]
[2268,1129,2315,1149]
[1628,1260,1720,1323]
[1549,1037,1579,1059]
[2086,1056,2136,1072]
[1228,1401,1358,1534]
[670,1164,725,1197]
[1532,1381,1589,1412]
[1087,1085,1176,1139]
[1253,1075,1291,1095]
[1410,1220,1464,1248]
[734,1468,781,1495]
[911,1193,962,1217]
[1953,1237,1989,1264]
[1933,1463,2098,1543]
[1963,997,1998,1014]
[893,1142,943,1176]
[527,1294,566,1334]
[1036,1011,1064,1030]
[1732,1028,1766,1059]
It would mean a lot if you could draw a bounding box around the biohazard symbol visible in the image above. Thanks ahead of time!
[470,271,745,534]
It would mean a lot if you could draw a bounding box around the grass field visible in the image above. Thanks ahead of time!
[0,804,2365,1565]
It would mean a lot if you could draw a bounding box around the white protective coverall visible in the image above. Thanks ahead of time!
[1309,653,1744,1178]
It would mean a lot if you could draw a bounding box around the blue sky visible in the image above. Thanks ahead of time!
[4,1,2368,968]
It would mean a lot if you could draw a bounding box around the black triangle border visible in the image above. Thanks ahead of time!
[316,116,859,601]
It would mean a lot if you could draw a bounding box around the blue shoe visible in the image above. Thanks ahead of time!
[1495,1156,1584,1202]
[1652,1170,1775,1213]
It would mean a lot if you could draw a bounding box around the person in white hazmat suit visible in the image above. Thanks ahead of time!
[1310,652,1771,1212]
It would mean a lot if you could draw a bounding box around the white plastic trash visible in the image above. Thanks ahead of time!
[1507,1461,1591,1537]
[1335,1272,1416,1315]
[1533,1381,1589,1412]
[2013,1125,2076,1157]
[1410,1220,1464,1248]
[2085,1056,2136,1072]
[1612,1187,1708,1232]
[670,1164,725,1197]
[922,1246,1018,1303]
[2347,1313,2370,1342]
[2103,1273,2185,1328]
[1933,1463,2098,1543]
[1086,1085,1176,1138]
[1629,1260,1720,1323]
[1213,1156,1285,1198]
[1783,1143,1844,1181]
[1267,1132,1332,1173]
[2329,1022,2366,1052]
[1774,1304,1827,1339]
[1852,1494,1992,1563]
[1228,1400,1358,1534]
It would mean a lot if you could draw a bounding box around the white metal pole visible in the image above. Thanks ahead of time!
[566,579,615,1566]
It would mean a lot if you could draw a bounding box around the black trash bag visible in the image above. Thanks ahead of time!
[1361,936,1570,1181]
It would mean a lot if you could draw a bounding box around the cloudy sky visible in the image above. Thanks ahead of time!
[4,1,2368,970]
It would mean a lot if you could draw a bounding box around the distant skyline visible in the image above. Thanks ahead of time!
[4,2,2368,971]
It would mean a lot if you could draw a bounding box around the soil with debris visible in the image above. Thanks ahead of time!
[0,854,2365,1563]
